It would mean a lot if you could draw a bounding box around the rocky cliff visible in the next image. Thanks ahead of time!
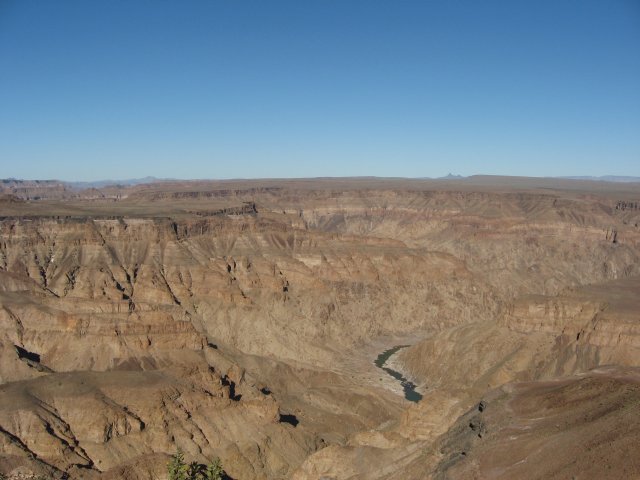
[0,178,639,479]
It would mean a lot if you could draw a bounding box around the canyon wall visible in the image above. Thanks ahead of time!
[0,179,639,479]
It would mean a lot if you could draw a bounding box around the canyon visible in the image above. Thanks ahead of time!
[0,176,639,479]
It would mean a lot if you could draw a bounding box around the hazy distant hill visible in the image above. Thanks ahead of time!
[65,176,166,188]
[559,175,640,183]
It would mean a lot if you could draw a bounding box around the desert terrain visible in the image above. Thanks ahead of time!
[0,176,639,479]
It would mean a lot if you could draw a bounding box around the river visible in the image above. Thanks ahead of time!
[374,345,423,403]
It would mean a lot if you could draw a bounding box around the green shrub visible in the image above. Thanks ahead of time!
[167,450,224,480]
[167,450,187,480]
[205,458,224,480]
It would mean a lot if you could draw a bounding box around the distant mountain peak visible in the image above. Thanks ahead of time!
[439,173,465,179]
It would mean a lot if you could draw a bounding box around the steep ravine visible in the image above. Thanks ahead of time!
[1,182,639,479]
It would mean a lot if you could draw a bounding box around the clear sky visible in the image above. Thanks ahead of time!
[1,0,639,181]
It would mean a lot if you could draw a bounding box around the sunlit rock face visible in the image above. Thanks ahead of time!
[0,177,639,479]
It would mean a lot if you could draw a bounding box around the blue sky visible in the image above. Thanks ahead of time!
[1,0,639,181]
